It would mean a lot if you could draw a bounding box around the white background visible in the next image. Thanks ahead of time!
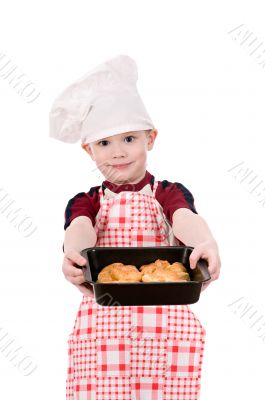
[0,1,265,399]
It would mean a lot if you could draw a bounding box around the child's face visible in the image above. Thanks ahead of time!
[82,129,157,184]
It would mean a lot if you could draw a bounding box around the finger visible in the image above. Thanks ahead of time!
[210,270,220,281]
[206,271,217,282]
[68,264,85,277]
[189,247,204,269]
[76,284,94,297]
[206,254,221,280]
[66,274,86,285]
[201,281,211,292]
[63,262,84,278]
[65,249,87,266]
[63,254,86,274]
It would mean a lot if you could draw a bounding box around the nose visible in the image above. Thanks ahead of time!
[111,142,127,159]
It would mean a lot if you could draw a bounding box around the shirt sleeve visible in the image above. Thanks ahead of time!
[155,180,198,225]
[64,186,101,231]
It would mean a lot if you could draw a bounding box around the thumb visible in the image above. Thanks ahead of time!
[74,256,87,269]
[78,255,87,266]
[66,249,87,266]
[189,247,202,269]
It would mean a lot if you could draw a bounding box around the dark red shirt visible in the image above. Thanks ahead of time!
[64,170,197,231]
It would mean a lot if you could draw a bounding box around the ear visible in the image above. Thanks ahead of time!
[147,129,158,150]
[81,143,95,160]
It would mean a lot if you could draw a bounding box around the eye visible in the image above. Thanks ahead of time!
[98,140,109,146]
[124,135,135,143]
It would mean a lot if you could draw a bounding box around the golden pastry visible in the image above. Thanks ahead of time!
[171,262,187,273]
[97,259,190,283]
[139,259,170,273]
[140,259,190,282]
[97,262,142,283]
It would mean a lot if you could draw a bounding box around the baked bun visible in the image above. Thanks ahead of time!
[140,259,190,282]
[97,262,142,283]
[171,262,187,273]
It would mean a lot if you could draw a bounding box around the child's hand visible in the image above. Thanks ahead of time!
[62,249,94,297]
[189,239,221,291]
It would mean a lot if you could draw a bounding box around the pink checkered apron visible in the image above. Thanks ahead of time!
[66,181,206,399]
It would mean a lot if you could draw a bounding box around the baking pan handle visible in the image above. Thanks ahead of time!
[73,263,95,286]
[75,265,95,286]
[196,258,211,282]
[70,250,95,286]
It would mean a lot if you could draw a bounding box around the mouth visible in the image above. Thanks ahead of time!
[110,162,132,169]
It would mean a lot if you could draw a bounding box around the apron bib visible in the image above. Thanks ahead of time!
[66,181,206,399]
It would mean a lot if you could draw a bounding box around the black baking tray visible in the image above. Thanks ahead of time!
[78,246,211,306]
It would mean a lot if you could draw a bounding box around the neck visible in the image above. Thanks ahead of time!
[107,170,147,186]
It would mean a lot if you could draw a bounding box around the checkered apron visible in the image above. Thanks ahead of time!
[66,181,206,399]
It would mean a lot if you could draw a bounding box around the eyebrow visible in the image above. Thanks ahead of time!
[98,132,140,142]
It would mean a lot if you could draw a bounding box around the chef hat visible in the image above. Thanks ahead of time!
[49,54,155,144]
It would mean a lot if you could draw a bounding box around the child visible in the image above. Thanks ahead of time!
[49,55,221,400]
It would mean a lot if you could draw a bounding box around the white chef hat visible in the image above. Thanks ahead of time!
[49,54,155,144]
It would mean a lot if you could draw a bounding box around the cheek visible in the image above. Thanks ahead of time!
[132,142,143,154]
[94,150,110,165]
[136,145,147,159]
